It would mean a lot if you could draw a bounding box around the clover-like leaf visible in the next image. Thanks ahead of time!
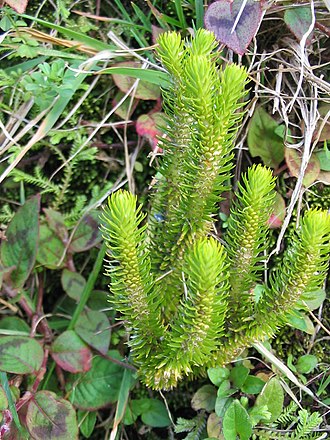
[37,223,66,269]
[255,377,284,422]
[191,385,217,412]
[61,269,86,301]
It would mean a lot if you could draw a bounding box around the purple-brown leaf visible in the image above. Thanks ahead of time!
[44,209,68,242]
[26,391,78,440]
[205,0,263,55]
[69,210,101,253]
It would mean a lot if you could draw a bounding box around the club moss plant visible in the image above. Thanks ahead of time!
[101,29,330,390]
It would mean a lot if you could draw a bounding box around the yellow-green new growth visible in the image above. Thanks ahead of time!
[101,191,164,362]
[101,30,330,390]
[226,164,276,328]
[149,29,248,318]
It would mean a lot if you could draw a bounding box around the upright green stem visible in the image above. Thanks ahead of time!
[68,242,107,330]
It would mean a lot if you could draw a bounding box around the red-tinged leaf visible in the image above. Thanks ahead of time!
[318,170,330,185]
[0,336,43,374]
[268,192,286,229]
[3,0,28,14]
[151,25,165,44]
[44,209,68,242]
[112,90,139,119]
[268,215,282,229]
[61,269,86,301]
[112,61,160,100]
[65,351,125,410]
[284,6,314,46]
[75,310,110,355]
[247,107,285,168]
[136,112,166,151]
[204,0,263,55]
[285,148,320,186]
[37,223,66,269]
[69,210,101,253]
[1,195,40,288]
[26,391,78,440]
[51,330,92,373]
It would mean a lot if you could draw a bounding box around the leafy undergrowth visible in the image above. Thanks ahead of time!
[0,0,329,439]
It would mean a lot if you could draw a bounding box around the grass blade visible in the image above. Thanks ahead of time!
[19,14,115,52]
[131,3,152,31]
[0,372,22,432]
[97,66,170,88]
[68,243,107,330]
[174,0,188,29]
[110,0,149,48]
[0,61,97,184]
[110,368,137,440]
[195,0,205,29]
[253,342,315,398]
